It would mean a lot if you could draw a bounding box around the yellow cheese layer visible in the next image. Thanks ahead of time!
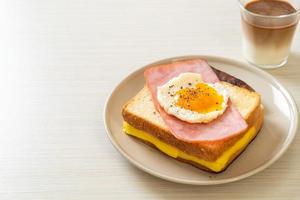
[123,122,256,172]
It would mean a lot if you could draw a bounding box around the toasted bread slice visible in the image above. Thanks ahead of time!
[122,82,263,172]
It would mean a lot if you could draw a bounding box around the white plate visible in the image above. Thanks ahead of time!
[104,56,298,185]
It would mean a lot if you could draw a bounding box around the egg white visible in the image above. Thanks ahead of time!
[157,73,229,123]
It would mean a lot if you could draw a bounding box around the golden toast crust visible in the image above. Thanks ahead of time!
[122,67,264,169]
[129,114,262,173]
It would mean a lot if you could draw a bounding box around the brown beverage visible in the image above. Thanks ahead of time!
[241,0,298,67]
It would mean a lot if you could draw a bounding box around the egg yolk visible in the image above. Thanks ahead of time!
[176,83,224,113]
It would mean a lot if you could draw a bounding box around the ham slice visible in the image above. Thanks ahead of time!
[144,59,248,142]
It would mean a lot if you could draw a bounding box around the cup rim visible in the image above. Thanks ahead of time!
[238,0,300,19]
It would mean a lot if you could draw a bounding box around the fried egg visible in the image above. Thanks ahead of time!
[157,73,229,123]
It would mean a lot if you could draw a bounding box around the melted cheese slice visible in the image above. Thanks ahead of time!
[123,122,256,172]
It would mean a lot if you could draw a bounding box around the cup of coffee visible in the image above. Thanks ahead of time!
[238,0,300,68]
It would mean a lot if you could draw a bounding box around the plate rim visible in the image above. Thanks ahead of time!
[103,55,298,185]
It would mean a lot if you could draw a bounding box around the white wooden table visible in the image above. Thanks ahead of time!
[0,0,299,199]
